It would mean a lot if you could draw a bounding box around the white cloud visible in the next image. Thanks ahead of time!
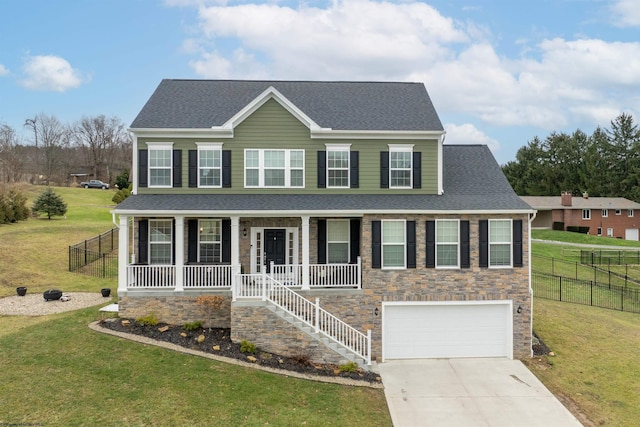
[20,55,88,92]
[444,123,500,152]
[610,0,640,27]
[0,64,8,76]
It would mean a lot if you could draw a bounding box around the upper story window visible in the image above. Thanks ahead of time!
[199,219,221,263]
[327,219,349,263]
[389,145,413,188]
[615,209,622,215]
[198,143,222,188]
[149,219,172,264]
[245,149,304,188]
[327,145,350,188]
[148,142,173,188]
[489,219,512,268]
[629,209,634,217]
[582,209,591,220]
[436,219,459,268]
[602,209,608,218]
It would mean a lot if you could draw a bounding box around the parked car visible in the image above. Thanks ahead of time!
[80,180,109,189]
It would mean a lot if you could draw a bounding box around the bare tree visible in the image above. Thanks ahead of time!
[74,115,128,183]
[24,113,70,185]
[0,124,25,183]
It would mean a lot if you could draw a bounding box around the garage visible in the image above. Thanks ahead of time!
[382,301,513,360]
[625,228,639,241]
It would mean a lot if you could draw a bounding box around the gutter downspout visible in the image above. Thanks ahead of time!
[528,210,537,357]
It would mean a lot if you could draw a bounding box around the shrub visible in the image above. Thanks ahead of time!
[240,340,257,354]
[339,361,359,373]
[552,222,564,231]
[115,170,130,190]
[183,321,203,331]
[567,226,589,234]
[136,313,159,326]
[32,187,67,220]
[196,295,225,329]
[112,187,131,204]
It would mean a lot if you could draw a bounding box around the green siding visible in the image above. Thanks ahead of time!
[138,98,439,195]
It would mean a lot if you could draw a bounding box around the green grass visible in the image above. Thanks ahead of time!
[533,229,640,248]
[528,298,640,426]
[0,184,391,426]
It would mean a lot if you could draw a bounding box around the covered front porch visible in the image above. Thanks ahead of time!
[116,214,362,293]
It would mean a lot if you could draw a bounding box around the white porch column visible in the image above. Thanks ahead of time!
[174,216,184,292]
[231,216,240,268]
[301,215,310,290]
[117,215,129,294]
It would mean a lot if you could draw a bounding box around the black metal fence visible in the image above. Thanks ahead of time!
[580,249,640,266]
[69,228,118,278]
[533,271,640,314]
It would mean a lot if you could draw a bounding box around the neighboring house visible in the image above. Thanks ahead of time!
[113,79,535,367]
[523,192,640,240]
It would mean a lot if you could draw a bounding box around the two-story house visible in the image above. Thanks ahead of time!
[113,79,535,367]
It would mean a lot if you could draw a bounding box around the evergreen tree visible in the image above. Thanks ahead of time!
[32,187,67,220]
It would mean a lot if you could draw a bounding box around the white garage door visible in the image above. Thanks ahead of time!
[383,302,512,360]
[625,228,639,241]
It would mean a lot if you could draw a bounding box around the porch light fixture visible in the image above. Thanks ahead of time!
[517,305,523,314]
[243,228,247,237]
[374,307,379,316]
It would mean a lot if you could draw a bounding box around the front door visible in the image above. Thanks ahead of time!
[264,229,286,272]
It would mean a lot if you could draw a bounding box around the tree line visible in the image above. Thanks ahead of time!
[502,113,640,202]
[0,113,131,186]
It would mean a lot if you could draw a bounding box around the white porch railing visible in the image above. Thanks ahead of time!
[271,256,361,288]
[183,264,233,288]
[127,265,176,288]
[233,272,371,365]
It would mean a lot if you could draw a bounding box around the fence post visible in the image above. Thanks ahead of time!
[590,280,593,306]
[102,253,106,279]
[559,276,562,302]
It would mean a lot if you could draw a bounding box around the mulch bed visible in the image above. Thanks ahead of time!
[98,318,382,383]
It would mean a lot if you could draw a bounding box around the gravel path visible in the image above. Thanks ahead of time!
[0,292,112,316]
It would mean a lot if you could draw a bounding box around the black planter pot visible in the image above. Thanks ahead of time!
[16,287,27,297]
[101,288,111,298]
[43,289,62,301]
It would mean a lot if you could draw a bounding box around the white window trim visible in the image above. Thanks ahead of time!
[382,219,406,270]
[388,144,414,189]
[615,209,622,215]
[582,209,591,220]
[197,142,223,188]
[147,142,174,188]
[489,219,512,269]
[198,219,222,263]
[436,219,460,269]
[602,209,608,218]
[326,144,351,189]
[629,209,634,218]
[607,228,614,237]
[149,219,173,265]
[597,227,602,236]
[327,219,350,264]
[244,149,305,188]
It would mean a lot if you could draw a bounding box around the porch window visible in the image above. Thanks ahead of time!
[148,143,173,187]
[327,146,350,188]
[389,146,412,188]
[149,219,172,264]
[382,220,406,268]
[199,220,221,263]
[489,219,512,267]
[327,220,349,263]
[245,149,304,188]
[436,220,459,268]
[198,144,222,187]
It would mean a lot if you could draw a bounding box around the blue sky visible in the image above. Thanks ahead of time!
[1,0,639,165]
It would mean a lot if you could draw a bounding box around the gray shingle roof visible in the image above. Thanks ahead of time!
[130,79,444,131]
[521,196,640,210]
[114,145,533,214]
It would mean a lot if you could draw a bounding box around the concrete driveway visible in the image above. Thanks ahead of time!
[378,358,582,427]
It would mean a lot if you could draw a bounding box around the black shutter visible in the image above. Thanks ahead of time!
[138,149,148,188]
[380,151,389,188]
[222,219,231,263]
[138,219,148,264]
[188,219,198,263]
[222,150,232,188]
[372,220,381,269]
[407,221,416,268]
[172,150,182,188]
[188,150,197,187]
[317,219,326,264]
[461,220,470,268]
[350,219,360,263]
[317,151,326,188]
[413,151,422,189]
[350,151,359,188]
[426,220,435,268]
[513,219,523,267]
[479,220,488,268]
